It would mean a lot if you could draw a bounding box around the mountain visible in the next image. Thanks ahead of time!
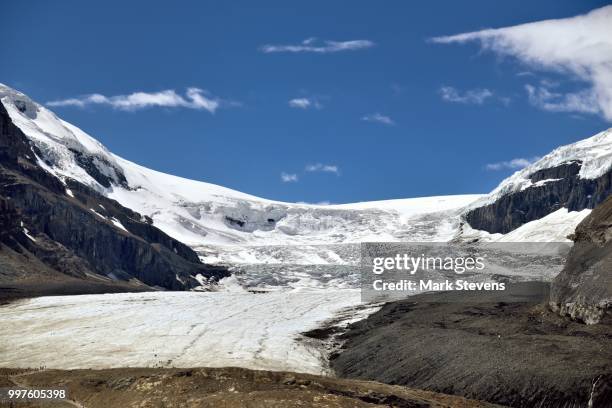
[465,129,612,234]
[1,83,611,279]
[0,87,229,299]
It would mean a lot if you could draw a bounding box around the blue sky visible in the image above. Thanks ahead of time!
[2,0,610,203]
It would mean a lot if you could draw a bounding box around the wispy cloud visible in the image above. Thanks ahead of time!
[525,84,599,115]
[391,83,404,95]
[260,38,375,54]
[47,88,228,113]
[439,86,493,104]
[288,97,322,109]
[361,113,395,126]
[485,157,540,171]
[280,172,299,182]
[430,5,612,121]
[305,163,340,175]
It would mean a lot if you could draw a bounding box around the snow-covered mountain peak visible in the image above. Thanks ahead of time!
[471,128,612,208]
[0,83,125,190]
[0,83,108,155]
[0,83,38,118]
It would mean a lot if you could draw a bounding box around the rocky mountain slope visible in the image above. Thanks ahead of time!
[550,196,612,324]
[331,283,612,408]
[0,95,228,298]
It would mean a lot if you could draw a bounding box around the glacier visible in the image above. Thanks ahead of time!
[0,290,377,374]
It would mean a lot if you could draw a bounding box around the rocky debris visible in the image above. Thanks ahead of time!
[331,283,612,408]
[465,161,611,234]
[0,366,503,408]
[0,98,229,295]
[549,196,612,324]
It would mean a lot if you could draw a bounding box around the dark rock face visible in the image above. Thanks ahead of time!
[465,162,611,234]
[529,161,582,182]
[0,197,21,248]
[0,101,229,293]
[549,196,612,324]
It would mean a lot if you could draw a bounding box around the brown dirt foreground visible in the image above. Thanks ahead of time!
[0,366,505,408]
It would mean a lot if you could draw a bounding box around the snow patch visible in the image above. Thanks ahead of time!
[532,178,562,187]
[463,208,591,243]
[22,228,37,242]
[110,217,128,232]
[89,208,106,220]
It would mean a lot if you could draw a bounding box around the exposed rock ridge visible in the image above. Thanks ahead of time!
[549,196,612,324]
[465,161,611,234]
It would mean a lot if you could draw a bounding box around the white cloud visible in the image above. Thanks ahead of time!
[485,157,540,171]
[524,84,599,114]
[439,86,493,104]
[47,88,225,113]
[498,96,512,106]
[361,113,395,126]
[280,172,299,182]
[431,5,612,121]
[260,38,375,54]
[288,97,322,109]
[305,163,340,175]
